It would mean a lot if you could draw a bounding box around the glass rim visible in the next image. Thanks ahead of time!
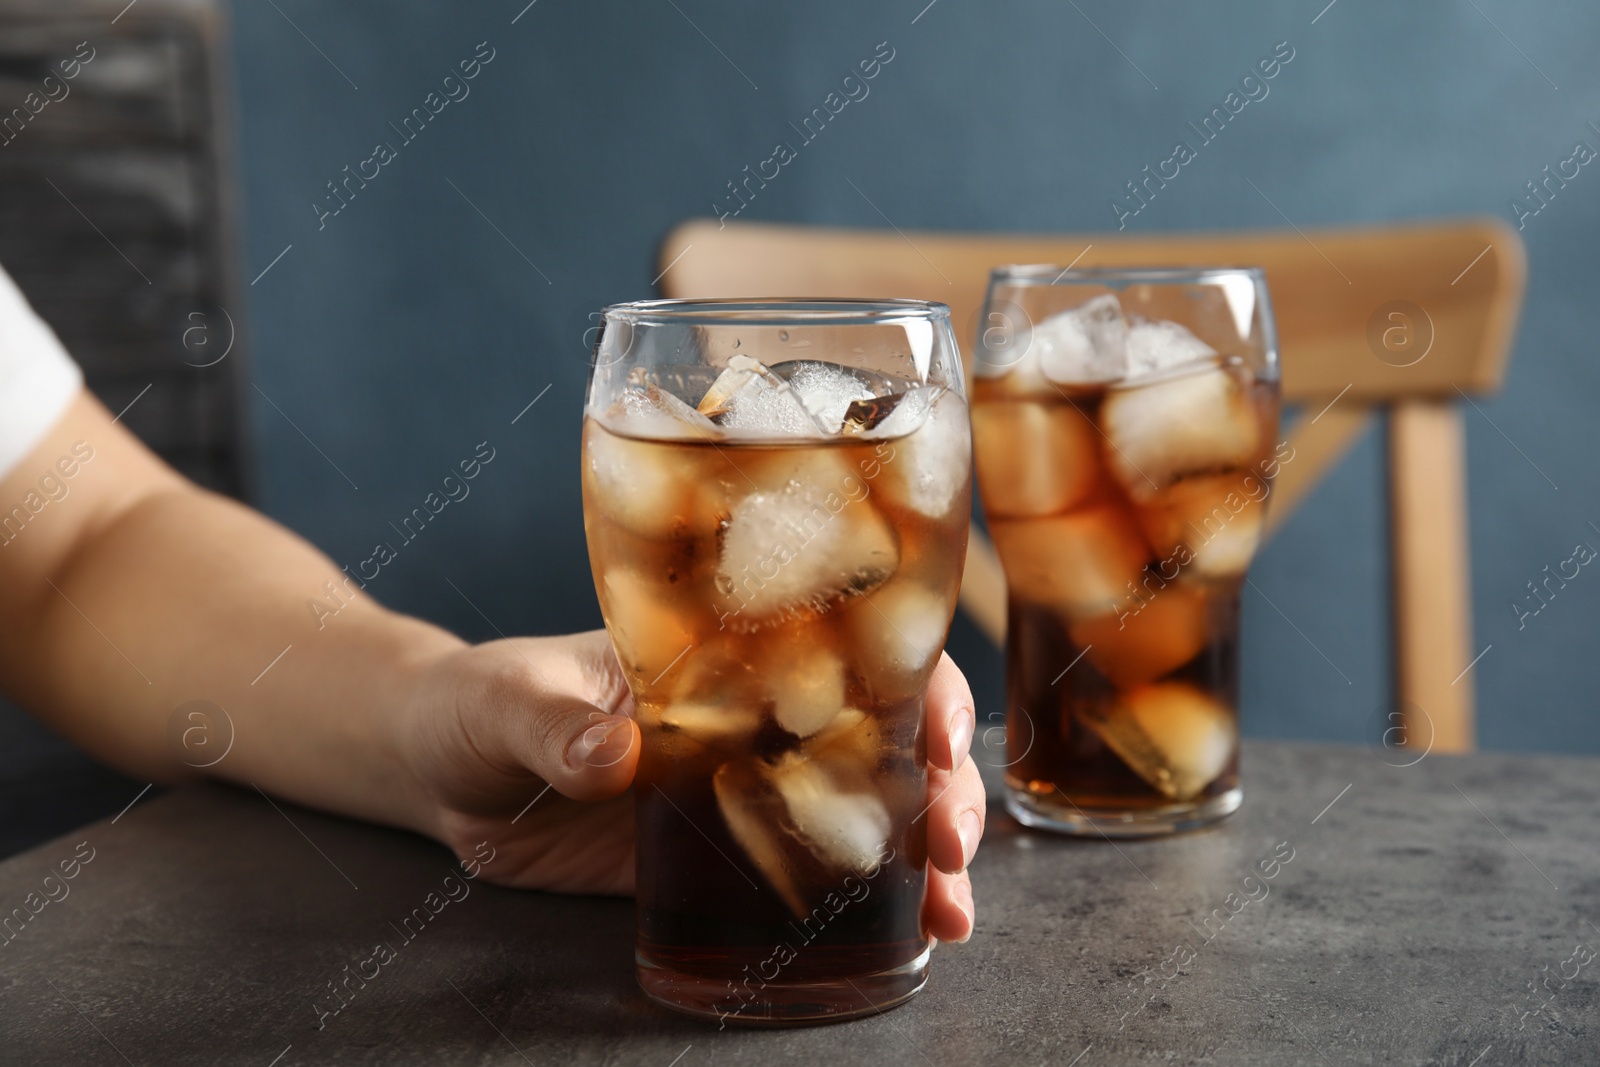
[601,297,952,326]
[989,264,1268,286]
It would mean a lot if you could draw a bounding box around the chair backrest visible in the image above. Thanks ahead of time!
[0,0,250,499]
[659,217,1526,753]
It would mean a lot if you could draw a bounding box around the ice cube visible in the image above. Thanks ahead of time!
[782,361,877,435]
[713,751,891,918]
[1069,582,1211,687]
[1136,473,1266,582]
[873,388,972,520]
[971,398,1103,518]
[583,420,708,541]
[768,640,847,738]
[696,355,760,416]
[698,355,828,437]
[805,707,882,769]
[848,579,951,704]
[840,389,918,435]
[601,569,696,684]
[1080,682,1235,801]
[664,635,764,718]
[987,504,1150,621]
[646,385,719,436]
[1099,360,1262,501]
[715,470,899,625]
[771,753,891,874]
[840,396,895,434]
[714,759,809,917]
[1124,318,1216,381]
[654,701,762,747]
[606,382,720,441]
[1034,294,1129,387]
[855,385,933,438]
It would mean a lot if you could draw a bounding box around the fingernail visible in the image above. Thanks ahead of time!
[948,706,975,771]
[957,809,982,869]
[568,716,633,770]
[953,878,975,944]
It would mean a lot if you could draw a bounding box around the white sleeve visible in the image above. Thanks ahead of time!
[0,263,83,480]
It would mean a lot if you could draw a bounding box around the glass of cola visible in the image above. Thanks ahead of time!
[971,268,1283,836]
[582,299,972,1023]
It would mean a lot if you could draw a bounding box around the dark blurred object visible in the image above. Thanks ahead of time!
[0,0,249,498]
[0,0,239,858]
[0,705,150,858]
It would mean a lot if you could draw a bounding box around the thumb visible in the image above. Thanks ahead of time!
[465,639,640,803]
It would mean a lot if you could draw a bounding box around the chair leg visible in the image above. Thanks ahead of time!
[1389,400,1476,753]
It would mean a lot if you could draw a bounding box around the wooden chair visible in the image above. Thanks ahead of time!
[658,218,1526,754]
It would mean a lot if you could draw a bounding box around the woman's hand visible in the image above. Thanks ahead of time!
[398,631,986,942]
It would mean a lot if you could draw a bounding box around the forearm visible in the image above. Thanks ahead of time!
[0,400,463,836]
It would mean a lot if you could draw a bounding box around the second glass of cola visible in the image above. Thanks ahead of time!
[972,267,1283,836]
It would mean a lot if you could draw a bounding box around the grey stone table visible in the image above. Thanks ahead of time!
[1,741,1597,1065]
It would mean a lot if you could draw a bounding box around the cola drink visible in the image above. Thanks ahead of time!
[972,277,1283,835]
[581,301,971,1023]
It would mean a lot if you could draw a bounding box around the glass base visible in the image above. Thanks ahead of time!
[636,942,930,1027]
[1005,785,1242,837]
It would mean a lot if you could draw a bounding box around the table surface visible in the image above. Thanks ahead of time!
[1,740,1597,1066]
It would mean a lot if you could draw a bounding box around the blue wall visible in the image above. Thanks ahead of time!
[230,0,1600,753]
